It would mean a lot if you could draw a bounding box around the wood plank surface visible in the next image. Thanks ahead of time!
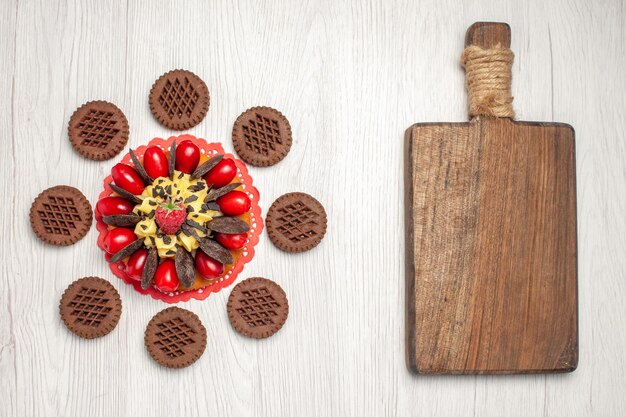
[1,0,625,416]
[405,118,577,374]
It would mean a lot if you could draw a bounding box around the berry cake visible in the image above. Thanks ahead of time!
[95,135,263,303]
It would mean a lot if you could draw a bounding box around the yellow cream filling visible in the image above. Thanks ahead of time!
[135,218,157,237]
[133,170,224,254]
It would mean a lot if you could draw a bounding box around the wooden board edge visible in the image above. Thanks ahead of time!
[412,367,579,376]
[511,119,576,134]
[404,124,418,374]
[564,122,580,373]
[539,120,579,374]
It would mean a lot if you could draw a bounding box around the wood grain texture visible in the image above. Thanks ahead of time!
[405,117,577,374]
[465,21,511,48]
[0,0,625,416]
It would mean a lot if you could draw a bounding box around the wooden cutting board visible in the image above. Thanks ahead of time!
[404,22,578,374]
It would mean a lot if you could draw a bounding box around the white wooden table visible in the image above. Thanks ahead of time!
[1,0,625,416]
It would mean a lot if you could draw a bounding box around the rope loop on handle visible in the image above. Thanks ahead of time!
[461,44,515,118]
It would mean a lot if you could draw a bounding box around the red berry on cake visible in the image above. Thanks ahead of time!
[175,140,200,174]
[103,227,137,254]
[204,158,237,188]
[96,196,134,217]
[154,259,179,292]
[214,232,247,250]
[195,250,224,279]
[126,248,149,281]
[155,199,187,234]
[217,190,251,216]
[111,163,146,195]
[143,146,169,179]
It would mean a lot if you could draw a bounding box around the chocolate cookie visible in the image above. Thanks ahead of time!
[68,101,129,161]
[227,277,288,339]
[266,192,327,253]
[30,185,93,246]
[145,307,207,369]
[232,107,292,167]
[149,69,210,130]
[59,277,122,339]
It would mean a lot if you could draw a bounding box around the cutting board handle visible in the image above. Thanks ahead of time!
[465,22,511,48]
[462,22,515,119]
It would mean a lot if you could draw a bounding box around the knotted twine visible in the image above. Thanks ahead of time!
[461,44,515,118]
